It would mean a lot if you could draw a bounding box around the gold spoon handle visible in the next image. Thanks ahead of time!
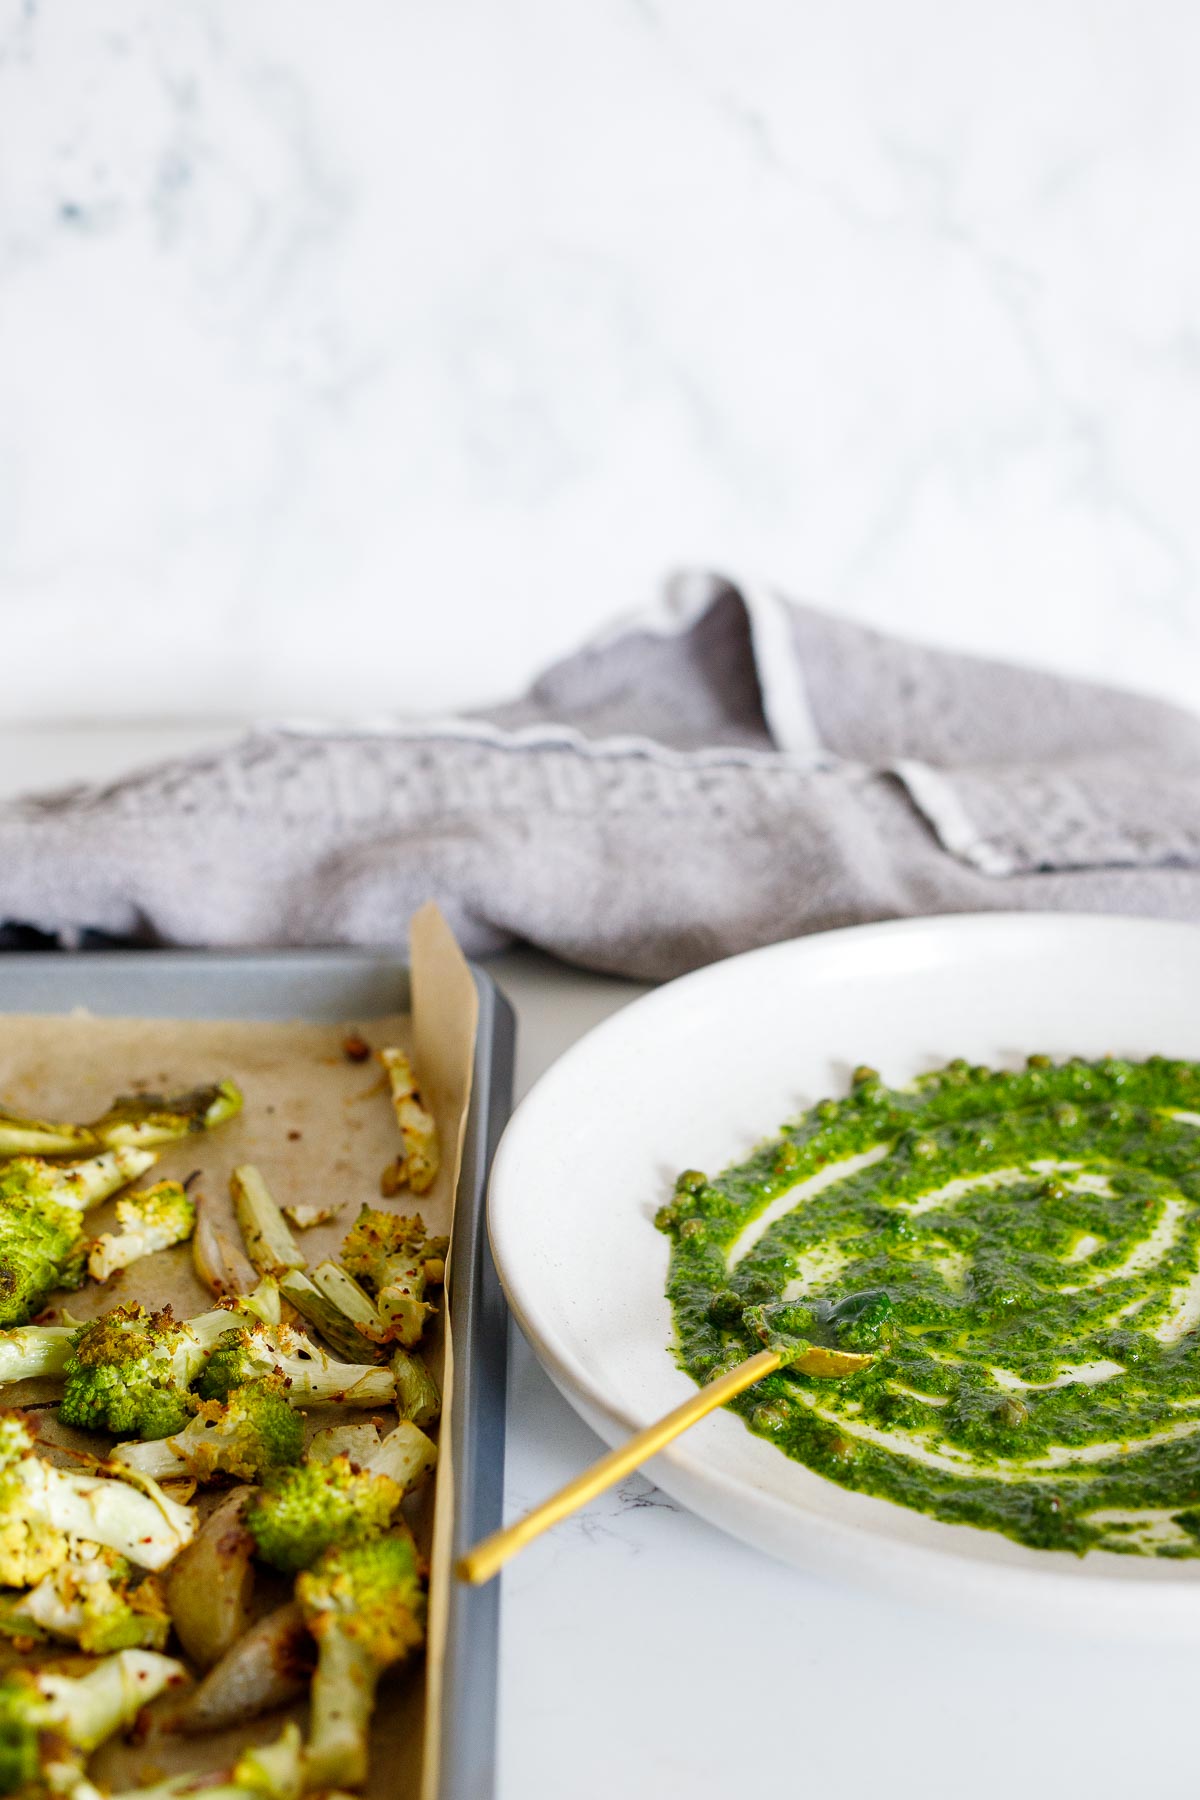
[456,1347,782,1585]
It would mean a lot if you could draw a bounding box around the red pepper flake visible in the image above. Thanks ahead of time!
[342,1033,372,1063]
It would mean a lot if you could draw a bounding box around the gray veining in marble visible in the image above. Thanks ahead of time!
[1,3,1197,725]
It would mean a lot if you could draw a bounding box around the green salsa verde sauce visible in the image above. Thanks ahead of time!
[656,1056,1200,1558]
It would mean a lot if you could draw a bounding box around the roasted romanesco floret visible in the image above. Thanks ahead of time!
[340,1207,447,1348]
[88,1182,197,1283]
[0,1203,88,1339]
[59,1307,201,1441]
[245,1454,402,1574]
[0,1413,194,1572]
[0,1542,170,1654]
[56,1292,278,1440]
[377,1048,439,1196]
[111,1378,303,1485]
[0,1650,185,1796]
[297,1531,427,1790]
[0,1151,158,1331]
[0,1084,238,1327]
[195,1324,394,1410]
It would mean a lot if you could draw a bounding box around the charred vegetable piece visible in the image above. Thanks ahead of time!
[309,1263,386,1344]
[306,1423,381,1466]
[0,1151,157,1214]
[281,1204,338,1231]
[165,1487,258,1671]
[298,1531,426,1790]
[0,1110,99,1160]
[378,1048,438,1195]
[230,1169,305,1279]
[0,1201,88,1337]
[88,1182,196,1283]
[0,1325,77,1387]
[340,1208,447,1348]
[195,1324,394,1410]
[178,1603,312,1737]
[390,1348,440,1428]
[61,1307,215,1441]
[90,1082,243,1149]
[277,1271,382,1365]
[0,1413,194,1574]
[192,1200,257,1301]
[0,1080,239,1161]
[369,1420,436,1495]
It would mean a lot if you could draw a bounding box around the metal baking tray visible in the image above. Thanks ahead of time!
[0,949,515,1800]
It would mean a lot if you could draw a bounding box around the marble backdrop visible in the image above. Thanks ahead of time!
[2,0,1200,721]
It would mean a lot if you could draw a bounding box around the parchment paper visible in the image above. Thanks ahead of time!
[0,902,479,1799]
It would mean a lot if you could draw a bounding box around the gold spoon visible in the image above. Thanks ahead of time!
[457,1342,871,1585]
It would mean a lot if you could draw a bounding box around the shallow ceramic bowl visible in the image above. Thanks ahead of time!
[489,913,1200,1637]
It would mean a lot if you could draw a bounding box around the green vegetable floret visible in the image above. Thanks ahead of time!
[88,1181,196,1283]
[0,1203,88,1339]
[340,1207,447,1348]
[196,1323,395,1410]
[0,1542,170,1654]
[0,1412,195,1574]
[297,1531,427,1790]
[246,1454,403,1574]
[59,1306,201,1441]
[245,1420,434,1575]
[0,1151,158,1331]
[111,1378,303,1485]
[57,1294,276,1440]
[0,1649,185,1796]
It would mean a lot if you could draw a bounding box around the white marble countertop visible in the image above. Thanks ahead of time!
[6,3,1200,726]
[3,733,1198,1798]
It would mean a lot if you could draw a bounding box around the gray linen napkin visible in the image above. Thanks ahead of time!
[5,572,1200,979]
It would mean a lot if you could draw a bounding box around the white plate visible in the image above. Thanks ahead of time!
[489,913,1200,1637]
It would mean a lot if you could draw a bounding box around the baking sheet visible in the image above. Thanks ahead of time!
[0,906,487,1799]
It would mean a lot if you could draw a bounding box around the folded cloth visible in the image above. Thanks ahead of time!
[5,572,1200,980]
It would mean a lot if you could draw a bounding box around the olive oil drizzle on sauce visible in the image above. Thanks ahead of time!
[657,1057,1200,1557]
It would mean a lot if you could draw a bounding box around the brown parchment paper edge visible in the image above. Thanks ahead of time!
[410,902,478,1800]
